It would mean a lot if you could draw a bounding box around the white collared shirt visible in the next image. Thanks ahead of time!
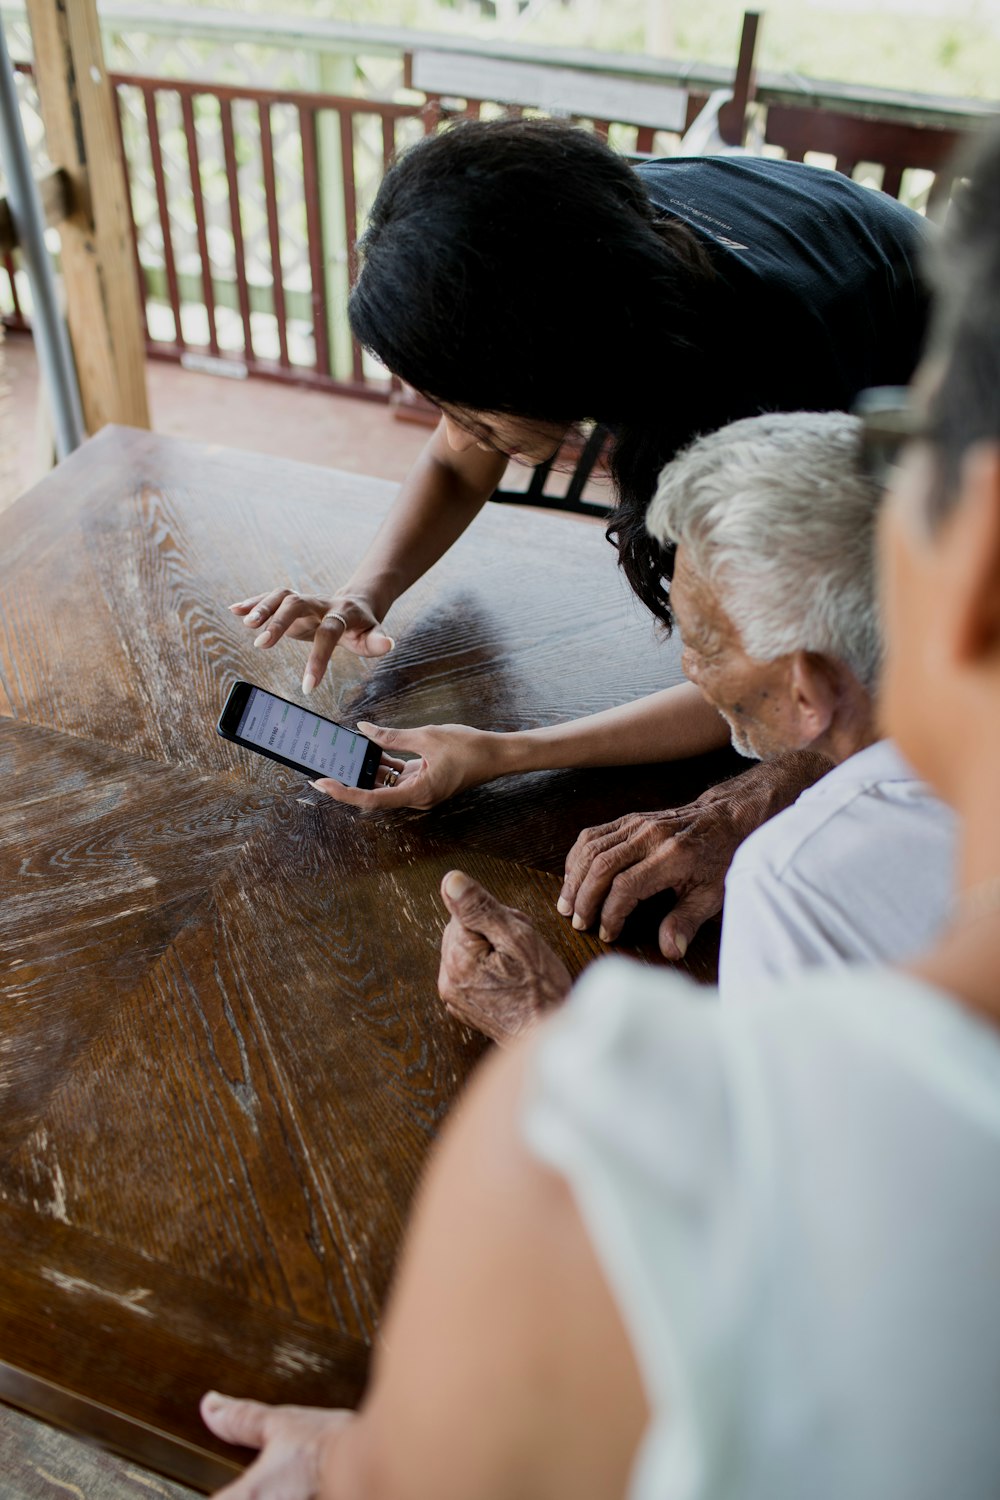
[719,738,956,1000]
[523,958,1000,1500]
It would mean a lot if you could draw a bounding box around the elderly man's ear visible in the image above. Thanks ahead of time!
[787,651,859,749]
[947,442,1000,669]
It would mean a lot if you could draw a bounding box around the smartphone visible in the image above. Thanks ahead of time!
[217,680,381,789]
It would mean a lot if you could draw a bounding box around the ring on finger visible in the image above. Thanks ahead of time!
[383,766,401,787]
[324,612,349,631]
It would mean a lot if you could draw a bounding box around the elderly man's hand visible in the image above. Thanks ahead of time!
[201,1391,353,1499]
[438,871,572,1045]
[559,753,832,960]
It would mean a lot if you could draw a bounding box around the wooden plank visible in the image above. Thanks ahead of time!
[0,167,72,257]
[24,0,150,431]
[410,48,691,132]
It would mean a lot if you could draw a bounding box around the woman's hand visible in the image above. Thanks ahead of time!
[201,1391,353,1499]
[438,870,572,1045]
[229,589,395,693]
[312,722,514,812]
[558,753,831,960]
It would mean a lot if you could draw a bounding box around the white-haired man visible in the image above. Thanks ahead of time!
[653,409,955,996]
[435,410,956,1037]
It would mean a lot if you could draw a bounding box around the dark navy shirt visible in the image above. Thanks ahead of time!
[633,155,928,450]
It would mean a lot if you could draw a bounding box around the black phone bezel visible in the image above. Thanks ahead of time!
[217,680,381,789]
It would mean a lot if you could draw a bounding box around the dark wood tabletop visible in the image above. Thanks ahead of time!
[0,426,729,1490]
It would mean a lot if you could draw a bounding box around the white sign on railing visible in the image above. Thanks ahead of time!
[411,49,691,132]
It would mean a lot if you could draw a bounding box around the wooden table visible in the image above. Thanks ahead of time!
[0,427,727,1490]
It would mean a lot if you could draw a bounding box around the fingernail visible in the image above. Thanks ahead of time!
[443,870,473,900]
[556,896,572,916]
[675,933,689,959]
[302,672,316,695]
[357,721,376,733]
[384,636,396,651]
[599,926,610,943]
[247,609,264,622]
[572,914,586,931]
[254,631,271,648]
[203,1391,225,1411]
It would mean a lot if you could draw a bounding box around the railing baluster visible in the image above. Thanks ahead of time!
[880,163,904,198]
[338,108,364,384]
[143,85,184,349]
[219,98,254,365]
[381,114,395,173]
[299,105,330,380]
[181,93,219,356]
[3,252,23,326]
[258,101,290,369]
[111,85,150,342]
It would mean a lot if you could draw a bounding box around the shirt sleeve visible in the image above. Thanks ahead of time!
[719,862,845,1002]
[520,957,770,1500]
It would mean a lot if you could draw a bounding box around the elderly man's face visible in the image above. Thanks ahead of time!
[670,545,801,760]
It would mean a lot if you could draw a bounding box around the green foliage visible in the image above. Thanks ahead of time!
[133,0,1000,102]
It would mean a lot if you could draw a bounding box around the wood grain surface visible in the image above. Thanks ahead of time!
[0,426,733,1490]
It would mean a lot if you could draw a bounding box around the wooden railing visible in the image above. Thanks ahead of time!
[3,12,995,400]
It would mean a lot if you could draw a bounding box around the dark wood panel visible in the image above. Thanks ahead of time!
[0,425,717,1487]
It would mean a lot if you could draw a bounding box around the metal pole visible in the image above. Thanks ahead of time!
[0,15,84,458]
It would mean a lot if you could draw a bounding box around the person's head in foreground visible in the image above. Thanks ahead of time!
[201,128,1000,1500]
[648,409,881,762]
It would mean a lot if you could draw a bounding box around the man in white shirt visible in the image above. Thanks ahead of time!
[434,410,955,1038]
[647,409,955,997]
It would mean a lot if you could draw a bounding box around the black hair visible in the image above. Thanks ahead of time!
[924,126,1000,520]
[348,117,715,626]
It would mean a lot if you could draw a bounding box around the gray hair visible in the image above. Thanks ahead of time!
[647,411,882,688]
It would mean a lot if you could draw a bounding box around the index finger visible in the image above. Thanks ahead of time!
[559,820,628,913]
[302,614,347,694]
[201,1391,270,1450]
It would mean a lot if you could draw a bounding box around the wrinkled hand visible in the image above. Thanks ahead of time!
[201,1390,353,1499]
[229,588,395,692]
[438,870,572,1045]
[312,722,510,812]
[559,753,831,960]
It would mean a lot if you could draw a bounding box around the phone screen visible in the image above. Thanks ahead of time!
[234,686,370,786]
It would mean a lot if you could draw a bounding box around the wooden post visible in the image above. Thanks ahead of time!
[718,10,762,148]
[25,0,150,432]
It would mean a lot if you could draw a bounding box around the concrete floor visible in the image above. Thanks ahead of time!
[3,330,433,501]
[2,332,614,517]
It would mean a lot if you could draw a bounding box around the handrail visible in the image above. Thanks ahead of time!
[3,15,995,409]
[2,1,996,130]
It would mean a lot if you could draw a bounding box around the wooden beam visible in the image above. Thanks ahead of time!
[0,166,72,256]
[24,0,150,432]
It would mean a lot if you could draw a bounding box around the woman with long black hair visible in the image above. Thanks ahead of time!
[230,118,928,955]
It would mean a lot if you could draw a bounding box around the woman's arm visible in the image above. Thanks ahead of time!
[340,418,509,625]
[203,1038,648,1500]
[314,682,729,810]
[230,419,508,688]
